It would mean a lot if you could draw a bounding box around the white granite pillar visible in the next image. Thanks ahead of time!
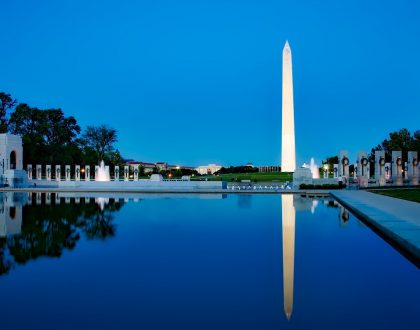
[375,150,386,186]
[85,166,90,181]
[46,165,52,181]
[407,151,418,184]
[65,165,71,181]
[75,165,80,181]
[391,151,403,185]
[133,165,139,181]
[338,150,350,178]
[124,166,129,181]
[333,164,339,178]
[27,164,32,180]
[36,164,42,180]
[114,166,120,181]
[55,165,61,181]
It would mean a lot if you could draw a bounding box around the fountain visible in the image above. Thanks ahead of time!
[309,158,319,179]
[96,160,110,181]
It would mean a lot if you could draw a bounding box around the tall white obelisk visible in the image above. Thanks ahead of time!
[281,41,296,172]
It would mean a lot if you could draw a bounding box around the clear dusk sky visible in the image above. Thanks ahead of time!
[1,0,419,166]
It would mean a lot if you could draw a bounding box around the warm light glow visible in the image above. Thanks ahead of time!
[81,168,85,173]
[176,166,180,170]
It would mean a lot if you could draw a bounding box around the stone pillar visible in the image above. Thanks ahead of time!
[36,164,42,180]
[357,151,369,187]
[338,150,349,178]
[65,165,71,181]
[114,166,120,181]
[133,165,139,181]
[105,166,110,180]
[391,151,403,185]
[375,150,386,186]
[46,165,52,181]
[333,164,339,178]
[27,164,33,180]
[124,166,129,181]
[85,166,90,181]
[407,151,418,185]
[323,165,328,179]
[55,165,61,181]
[385,162,391,180]
[94,165,99,181]
[75,165,81,181]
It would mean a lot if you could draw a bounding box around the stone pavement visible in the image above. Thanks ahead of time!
[331,190,420,263]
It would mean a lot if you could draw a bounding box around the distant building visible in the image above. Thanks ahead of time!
[126,161,155,173]
[257,166,281,173]
[196,164,222,175]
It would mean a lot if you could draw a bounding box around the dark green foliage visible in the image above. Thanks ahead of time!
[215,165,259,175]
[373,128,420,162]
[80,125,118,164]
[3,92,122,166]
[0,92,17,133]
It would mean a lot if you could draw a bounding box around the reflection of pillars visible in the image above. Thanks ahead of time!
[282,194,295,320]
[55,193,60,204]
[36,192,42,205]
[65,197,71,204]
[75,197,80,204]
[85,197,90,204]
[46,192,51,205]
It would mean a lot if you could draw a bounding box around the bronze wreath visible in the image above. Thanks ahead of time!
[342,157,349,166]
[361,158,368,166]
[379,157,385,166]
[396,158,402,166]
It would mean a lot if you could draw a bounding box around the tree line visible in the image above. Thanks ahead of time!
[0,91,122,166]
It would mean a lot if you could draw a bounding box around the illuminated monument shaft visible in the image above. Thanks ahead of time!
[281,41,296,172]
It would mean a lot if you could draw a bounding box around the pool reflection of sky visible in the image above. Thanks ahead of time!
[0,192,419,330]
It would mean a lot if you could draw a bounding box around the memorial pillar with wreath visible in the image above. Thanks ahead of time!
[338,150,349,179]
[375,150,386,186]
[356,151,369,187]
[391,151,403,186]
[407,151,418,185]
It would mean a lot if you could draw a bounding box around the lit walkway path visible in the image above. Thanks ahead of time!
[331,190,420,263]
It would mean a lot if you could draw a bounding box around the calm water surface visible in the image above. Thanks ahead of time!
[0,192,419,330]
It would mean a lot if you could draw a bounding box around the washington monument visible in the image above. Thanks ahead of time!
[281,41,296,172]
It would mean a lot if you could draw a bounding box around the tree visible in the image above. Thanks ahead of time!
[8,104,81,165]
[80,125,118,164]
[374,128,419,162]
[0,92,17,133]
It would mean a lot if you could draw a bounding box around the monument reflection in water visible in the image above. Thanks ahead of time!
[282,194,295,320]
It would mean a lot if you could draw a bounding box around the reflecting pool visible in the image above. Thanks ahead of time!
[0,192,419,330]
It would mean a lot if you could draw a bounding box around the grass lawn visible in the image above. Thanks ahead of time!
[191,172,293,182]
[369,189,420,203]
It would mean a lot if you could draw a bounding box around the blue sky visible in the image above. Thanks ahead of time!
[1,0,419,166]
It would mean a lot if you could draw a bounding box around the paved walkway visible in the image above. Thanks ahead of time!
[331,190,420,263]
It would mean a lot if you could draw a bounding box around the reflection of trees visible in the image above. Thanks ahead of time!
[0,198,124,276]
